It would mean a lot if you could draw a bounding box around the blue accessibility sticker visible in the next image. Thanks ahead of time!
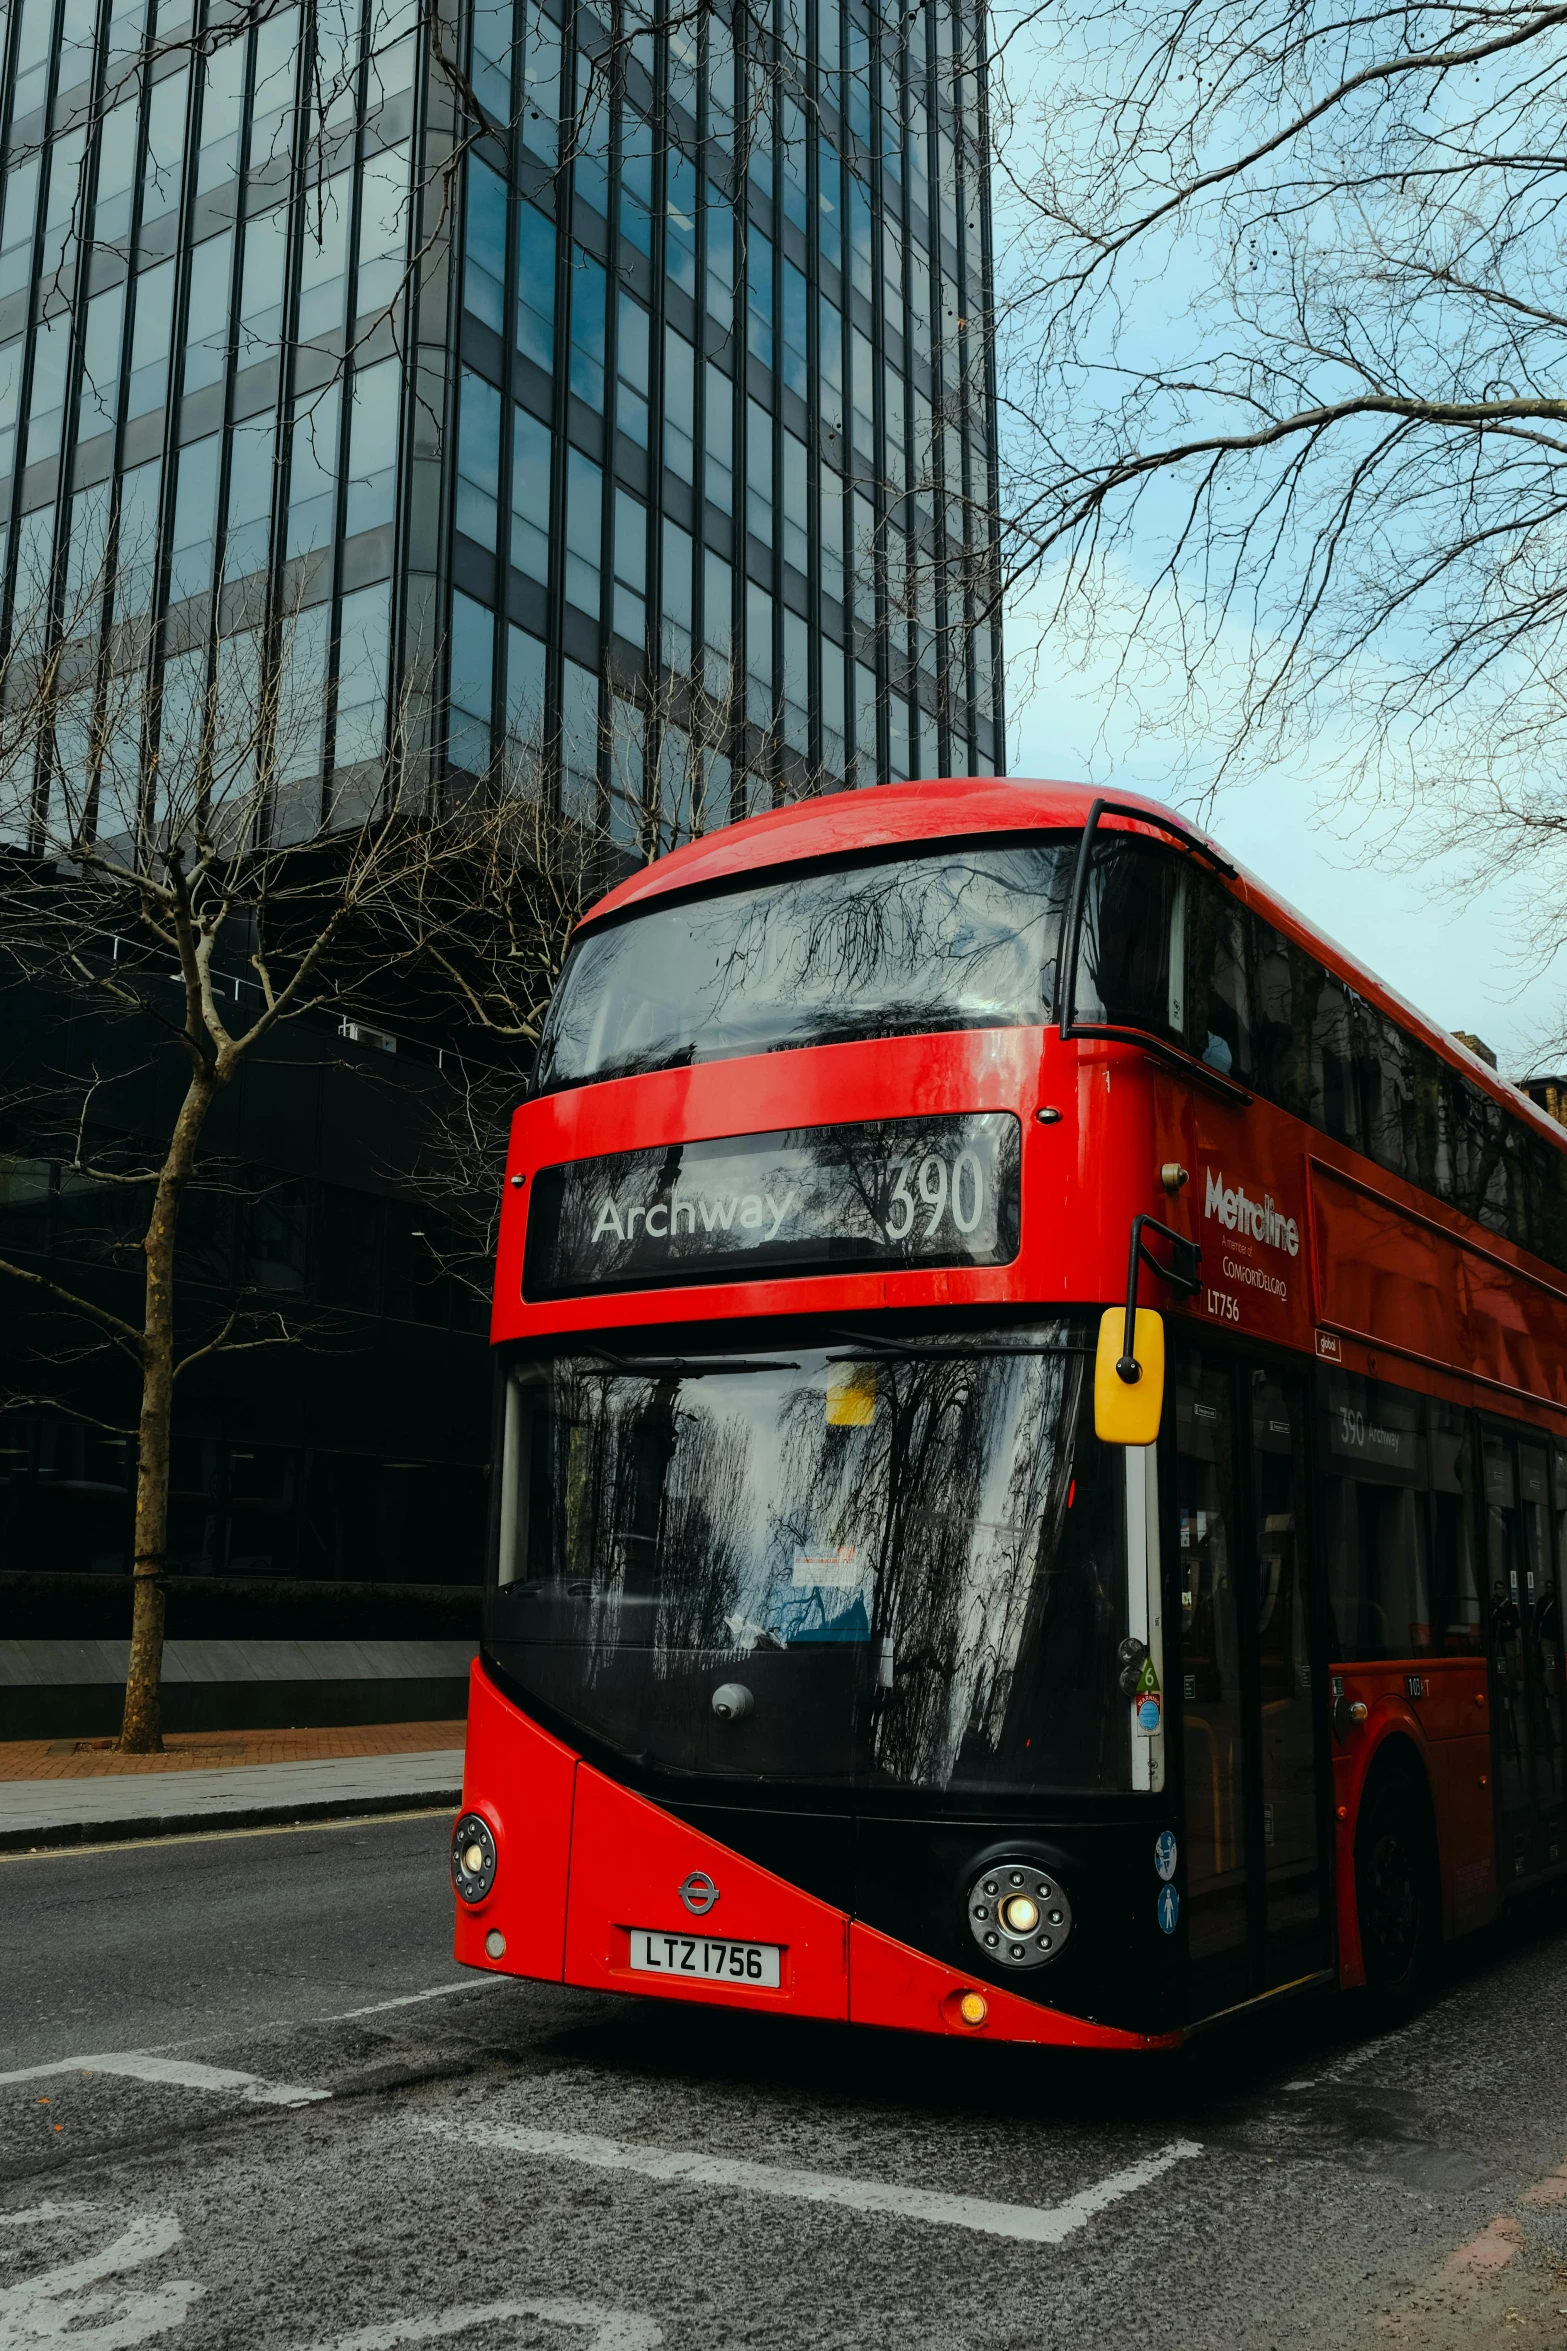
[1154,1829,1178,1883]
[1157,1884,1180,1934]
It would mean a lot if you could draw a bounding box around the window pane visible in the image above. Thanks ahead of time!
[347,359,400,535]
[449,589,494,770]
[506,623,547,760]
[782,259,808,398]
[568,251,607,408]
[457,368,501,548]
[613,486,646,645]
[564,446,602,616]
[334,581,391,771]
[464,158,508,333]
[127,260,177,415]
[516,201,556,369]
[560,657,600,819]
[511,405,551,581]
[746,398,772,545]
[704,362,732,511]
[184,233,233,395]
[746,228,773,364]
[170,434,221,602]
[665,145,697,293]
[616,290,649,443]
[287,382,341,556]
[661,515,692,670]
[663,327,694,480]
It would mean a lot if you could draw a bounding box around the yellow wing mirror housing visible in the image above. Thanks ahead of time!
[1094,1306,1166,1446]
[1093,1213,1200,1445]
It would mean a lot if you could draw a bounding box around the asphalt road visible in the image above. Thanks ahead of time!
[5,1814,1567,2351]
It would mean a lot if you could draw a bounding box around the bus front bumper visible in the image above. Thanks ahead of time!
[452,1659,1180,2053]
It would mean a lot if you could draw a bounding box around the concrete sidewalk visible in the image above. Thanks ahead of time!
[0,1746,465,1852]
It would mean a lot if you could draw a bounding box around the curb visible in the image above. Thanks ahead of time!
[0,1784,463,1854]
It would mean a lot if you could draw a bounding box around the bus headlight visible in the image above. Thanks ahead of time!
[451,1813,498,1903]
[966,1860,1073,1968]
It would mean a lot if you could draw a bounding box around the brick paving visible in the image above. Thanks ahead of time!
[0,1721,468,1782]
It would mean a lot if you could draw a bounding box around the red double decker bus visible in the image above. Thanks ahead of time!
[451,780,1567,2048]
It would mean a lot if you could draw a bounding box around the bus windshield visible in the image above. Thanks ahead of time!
[533,840,1073,1091]
[487,1325,1130,1797]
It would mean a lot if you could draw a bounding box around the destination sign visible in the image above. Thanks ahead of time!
[523,1112,1022,1298]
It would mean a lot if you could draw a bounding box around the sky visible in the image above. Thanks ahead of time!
[1004,602,1567,1083]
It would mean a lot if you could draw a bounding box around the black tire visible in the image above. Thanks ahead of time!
[1354,1762,1439,2014]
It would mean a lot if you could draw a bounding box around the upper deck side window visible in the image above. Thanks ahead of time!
[1080,833,1567,1277]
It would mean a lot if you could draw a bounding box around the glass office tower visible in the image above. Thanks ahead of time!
[0,0,1004,836]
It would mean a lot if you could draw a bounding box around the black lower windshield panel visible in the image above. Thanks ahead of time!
[523,1113,1021,1299]
[487,1323,1130,1797]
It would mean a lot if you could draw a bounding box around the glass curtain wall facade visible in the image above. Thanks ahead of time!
[451,0,1005,839]
[0,0,1002,861]
[0,0,417,818]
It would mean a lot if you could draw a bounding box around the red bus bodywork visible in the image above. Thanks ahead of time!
[456,779,1567,2042]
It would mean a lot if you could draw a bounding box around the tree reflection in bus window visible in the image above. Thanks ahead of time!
[1485,1435,1530,1839]
[1321,1375,1429,1658]
[493,1333,1130,1794]
[1176,1358,1249,1964]
[1430,1400,1481,1654]
[1520,1444,1564,1816]
[1250,1370,1320,1949]
[533,843,1074,1090]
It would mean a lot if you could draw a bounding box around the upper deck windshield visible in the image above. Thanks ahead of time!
[486,1324,1130,1797]
[533,840,1073,1092]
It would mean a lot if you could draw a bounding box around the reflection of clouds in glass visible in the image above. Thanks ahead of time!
[537,844,1072,1089]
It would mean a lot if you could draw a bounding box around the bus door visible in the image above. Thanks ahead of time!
[1484,1429,1567,1881]
[1174,1348,1328,2016]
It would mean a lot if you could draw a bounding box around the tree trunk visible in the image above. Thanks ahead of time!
[118,1072,216,1754]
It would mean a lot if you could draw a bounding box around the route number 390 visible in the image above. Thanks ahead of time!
[884,1150,986,1240]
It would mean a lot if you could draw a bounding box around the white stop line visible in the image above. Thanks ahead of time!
[419,2114,1203,2245]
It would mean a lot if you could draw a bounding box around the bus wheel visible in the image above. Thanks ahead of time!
[1354,1761,1438,2014]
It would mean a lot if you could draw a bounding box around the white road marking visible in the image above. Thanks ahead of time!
[309,2299,661,2351]
[0,2209,201,2348]
[326,1979,506,2021]
[1284,2016,1425,2092]
[0,2054,328,2107]
[419,2116,1202,2245]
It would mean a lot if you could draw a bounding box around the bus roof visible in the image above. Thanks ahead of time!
[581,777,1563,1155]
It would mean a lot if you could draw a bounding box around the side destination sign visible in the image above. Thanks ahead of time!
[523,1112,1022,1299]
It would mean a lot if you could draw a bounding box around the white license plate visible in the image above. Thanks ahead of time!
[628,1929,781,1987]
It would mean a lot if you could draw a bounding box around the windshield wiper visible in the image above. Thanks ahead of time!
[565,1345,800,1378]
[824,1328,1091,1362]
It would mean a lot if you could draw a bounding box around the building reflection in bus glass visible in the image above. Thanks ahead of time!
[1175,1357,1249,1964]
[1321,1373,1482,1659]
[1250,1369,1320,1947]
[488,1325,1130,1796]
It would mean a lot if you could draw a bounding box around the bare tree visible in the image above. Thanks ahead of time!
[0,552,568,1752]
[989,0,1567,886]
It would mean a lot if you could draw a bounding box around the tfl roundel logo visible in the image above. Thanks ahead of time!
[679,1870,721,1916]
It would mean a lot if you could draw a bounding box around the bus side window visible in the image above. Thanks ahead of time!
[1430,1399,1481,1656]
[1181,877,1253,1080]
[1354,1003,1417,1187]
[1449,1069,1523,1245]
[1312,976,1363,1156]
[1247,918,1297,1112]
[1319,1370,1430,1659]
[1078,839,1180,1036]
